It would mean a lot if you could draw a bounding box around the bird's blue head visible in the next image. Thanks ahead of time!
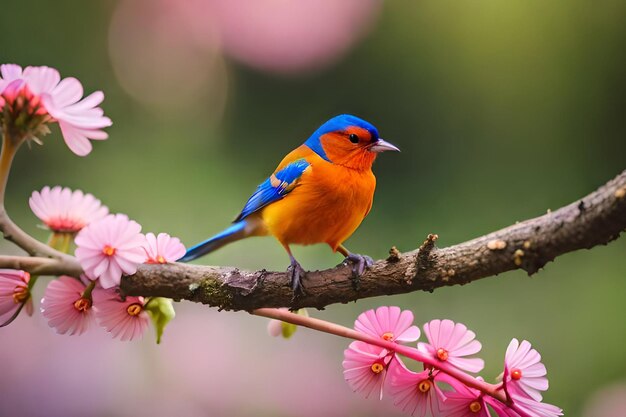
[304,114,399,170]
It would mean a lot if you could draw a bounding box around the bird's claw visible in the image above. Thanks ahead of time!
[343,253,374,290]
[287,260,307,298]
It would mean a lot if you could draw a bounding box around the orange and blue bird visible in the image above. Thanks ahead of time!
[181,114,399,294]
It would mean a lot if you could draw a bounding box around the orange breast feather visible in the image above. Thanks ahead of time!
[260,145,376,250]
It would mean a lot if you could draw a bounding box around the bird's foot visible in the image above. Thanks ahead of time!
[287,259,307,298]
[342,253,374,290]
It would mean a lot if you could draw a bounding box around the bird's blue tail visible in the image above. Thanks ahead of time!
[179,221,249,262]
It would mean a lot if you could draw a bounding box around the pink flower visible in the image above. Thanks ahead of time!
[504,339,549,401]
[0,64,111,155]
[142,232,186,263]
[417,319,484,373]
[342,340,392,400]
[483,397,522,417]
[387,356,446,417]
[75,214,146,289]
[0,269,31,323]
[354,306,421,343]
[439,377,491,417]
[29,186,109,233]
[40,276,94,335]
[508,386,563,417]
[92,287,149,341]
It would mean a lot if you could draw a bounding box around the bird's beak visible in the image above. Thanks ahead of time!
[368,138,400,153]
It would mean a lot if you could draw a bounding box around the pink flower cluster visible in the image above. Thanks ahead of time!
[39,275,149,340]
[343,307,563,417]
[0,185,187,340]
[75,214,186,289]
[27,184,186,290]
[0,64,111,155]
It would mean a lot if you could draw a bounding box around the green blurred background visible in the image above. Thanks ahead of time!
[1,1,625,416]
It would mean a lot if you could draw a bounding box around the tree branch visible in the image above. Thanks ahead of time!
[0,255,82,276]
[2,170,625,311]
[0,210,75,261]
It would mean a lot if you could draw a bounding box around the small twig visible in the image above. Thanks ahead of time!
[0,134,71,261]
[0,255,82,276]
[0,210,75,260]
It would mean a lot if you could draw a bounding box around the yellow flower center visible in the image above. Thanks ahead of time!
[469,401,482,413]
[382,332,394,341]
[102,245,116,256]
[126,303,142,316]
[156,255,166,264]
[12,286,29,304]
[436,348,449,361]
[370,363,384,374]
[418,380,431,393]
[73,298,91,312]
[511,368,522,380]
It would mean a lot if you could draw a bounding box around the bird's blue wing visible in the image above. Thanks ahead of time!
[234,158,311,222]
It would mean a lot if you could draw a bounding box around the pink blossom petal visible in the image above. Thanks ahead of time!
[58,122,94,156]
[23,65,60,94]
[484,397,522,417]
[2,65,111,156]
[0,269,31,320]
[438,375,491,417]
[387,356,445,417]
[75,214,145,288]
[447,357,485,374]
[40,276,94,336]
[142,232,186,263]
[64,90,104,111]
[504,339,549,402]
[419,319,484,374]
[354,306,420,343]
[342,340,389,400]
[0,64,23,84]
[93,288,149,341]
[509,386,563,417]
[29,186,108,233]
[50,77,83,107]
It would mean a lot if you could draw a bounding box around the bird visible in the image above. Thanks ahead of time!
[180,114,399,295]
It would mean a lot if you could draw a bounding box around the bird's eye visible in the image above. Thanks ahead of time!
[349,133,359,144]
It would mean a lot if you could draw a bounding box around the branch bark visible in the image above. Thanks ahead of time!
[2,170,626,311]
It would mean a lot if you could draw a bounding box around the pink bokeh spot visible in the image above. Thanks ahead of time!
[0,64,111,155]
[142,232,186,264]
[504,338,549,402]
[0,269,30,322]
[29,186,109,233]
[41,276,94,336]
[417,319,484,374]
[75,214,146,289]
[354,306,421,343]
[190,0,383,74]
[92,288,149,341]
[108,0,227,116]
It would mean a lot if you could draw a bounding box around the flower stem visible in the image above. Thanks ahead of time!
[48,232,74,254]
[253,308,507,403]
[82,281,96,299]
[0,133,19,206]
